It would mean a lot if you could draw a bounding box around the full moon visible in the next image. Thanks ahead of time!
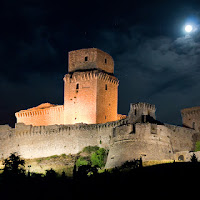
[185,25,193,32]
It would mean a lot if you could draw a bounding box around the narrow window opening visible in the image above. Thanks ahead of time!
[105,116,106,119]
[85,56,88,61]
[135,109,137,115]
[193,122,196,129]
[105,84,107,90]
[76,83,79,90]
[105,58,107,64]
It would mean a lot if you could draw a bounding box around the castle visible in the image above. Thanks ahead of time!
[15,48,123,126]
[0,48,200,168]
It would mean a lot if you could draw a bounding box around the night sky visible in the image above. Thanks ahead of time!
[1,0,200,127]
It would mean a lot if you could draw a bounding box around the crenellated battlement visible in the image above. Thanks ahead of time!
[181,106,200,117]
[15,104,63,118]
[15,104,64,126]
[3,46,200,165]
[180,106,200,130]
[128,102,156,123]
[64,70,119,85]
[13,118,128,138]
[130,102,156,111]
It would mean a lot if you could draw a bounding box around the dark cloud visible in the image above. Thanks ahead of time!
[99,30,200,125]
[1,0,200,126]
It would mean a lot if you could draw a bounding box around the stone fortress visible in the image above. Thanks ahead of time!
[1,48,200,168]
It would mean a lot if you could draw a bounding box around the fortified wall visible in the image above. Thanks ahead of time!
[0,119,126,159]
[3,48,200,168]
[1,102,199,169]
[105,103,198,168]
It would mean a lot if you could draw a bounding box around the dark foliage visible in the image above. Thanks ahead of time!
[0,154,200,199]
[191,153,198,163]
[2,152,25,176]
[120,158,143,170]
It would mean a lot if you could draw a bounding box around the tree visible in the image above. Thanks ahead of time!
[191,153,198,163]
[91,148,107,168]
[3,152,25,175]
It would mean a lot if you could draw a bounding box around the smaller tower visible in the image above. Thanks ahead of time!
[181,106,200,131]
[128,102,156,124]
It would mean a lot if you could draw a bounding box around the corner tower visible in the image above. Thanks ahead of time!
[181,106,200,131]
[63,48,119,124]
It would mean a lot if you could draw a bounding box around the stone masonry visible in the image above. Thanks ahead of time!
[1,48,200,168]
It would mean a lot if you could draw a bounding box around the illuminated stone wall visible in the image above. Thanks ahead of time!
[105,123,197,168]
[63,71,118,124]
[96,73,118,123]
[16,48,119,126]
[63,71,98,124]
[68,48,114,74]
[0,113,199,167]
[15,103,64,126]
[0,119,126,159]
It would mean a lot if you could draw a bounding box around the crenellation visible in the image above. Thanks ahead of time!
[3,47,200,166]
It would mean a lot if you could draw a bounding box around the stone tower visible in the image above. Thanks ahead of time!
[63,48,119,124]
[128,102,156,123]
[181,106,200,131]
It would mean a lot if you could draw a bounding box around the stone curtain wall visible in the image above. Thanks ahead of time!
[0,119,126,159]
[0,117,198,167]
[165,124,196,152]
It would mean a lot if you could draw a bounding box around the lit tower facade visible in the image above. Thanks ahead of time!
[63,48,119,124]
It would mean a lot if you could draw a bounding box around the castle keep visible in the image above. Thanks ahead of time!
[15,48,121,126]
[1,48,200,168]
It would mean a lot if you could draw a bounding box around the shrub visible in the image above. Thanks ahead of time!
[76,157,89,167]
[91,148,107,168]
[195,141,200,151]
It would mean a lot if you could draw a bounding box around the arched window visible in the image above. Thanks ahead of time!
[76,83,79,90]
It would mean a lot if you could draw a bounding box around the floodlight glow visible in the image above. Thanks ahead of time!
[185,25,193,33]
